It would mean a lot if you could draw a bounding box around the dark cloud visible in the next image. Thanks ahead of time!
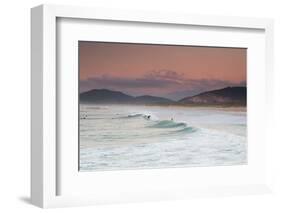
[85,76,177,88]
[145,69,184,82]
[80,71,182,92]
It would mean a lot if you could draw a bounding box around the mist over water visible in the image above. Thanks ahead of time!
[79,104,247,171]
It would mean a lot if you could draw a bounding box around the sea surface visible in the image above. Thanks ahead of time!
[79,104,247,171]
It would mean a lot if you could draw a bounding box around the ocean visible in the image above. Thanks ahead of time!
[79,104,247,171]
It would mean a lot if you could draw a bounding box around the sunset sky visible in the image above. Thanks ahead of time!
[79,41,246,100]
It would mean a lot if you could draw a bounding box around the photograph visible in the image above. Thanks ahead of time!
[79,41,247,172]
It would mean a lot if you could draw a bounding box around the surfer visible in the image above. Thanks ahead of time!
[144,115,151,120]
[171,118,173,121]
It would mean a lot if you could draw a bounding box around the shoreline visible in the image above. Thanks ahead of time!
[80,103,247,112]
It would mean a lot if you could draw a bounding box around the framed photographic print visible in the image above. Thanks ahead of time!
[78,42,247,171]
[31,4,274,208]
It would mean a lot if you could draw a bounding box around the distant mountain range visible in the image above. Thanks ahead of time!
[80,89,173,105]
[80,87,246,106]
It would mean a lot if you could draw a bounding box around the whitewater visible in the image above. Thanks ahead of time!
[79,104,247,171]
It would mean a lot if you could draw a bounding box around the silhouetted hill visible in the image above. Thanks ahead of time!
[179,87,246,105]
[80,89,174,105]
[80,89,134,104]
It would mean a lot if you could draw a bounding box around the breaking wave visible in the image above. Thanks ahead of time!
[118,113,151,119]
[150,120,197,134]
[110,112,196,134]
[150,120,187,128]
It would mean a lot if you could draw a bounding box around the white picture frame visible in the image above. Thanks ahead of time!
[31,4,274,208]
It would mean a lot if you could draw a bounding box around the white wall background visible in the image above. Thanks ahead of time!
[0,0,281,212]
